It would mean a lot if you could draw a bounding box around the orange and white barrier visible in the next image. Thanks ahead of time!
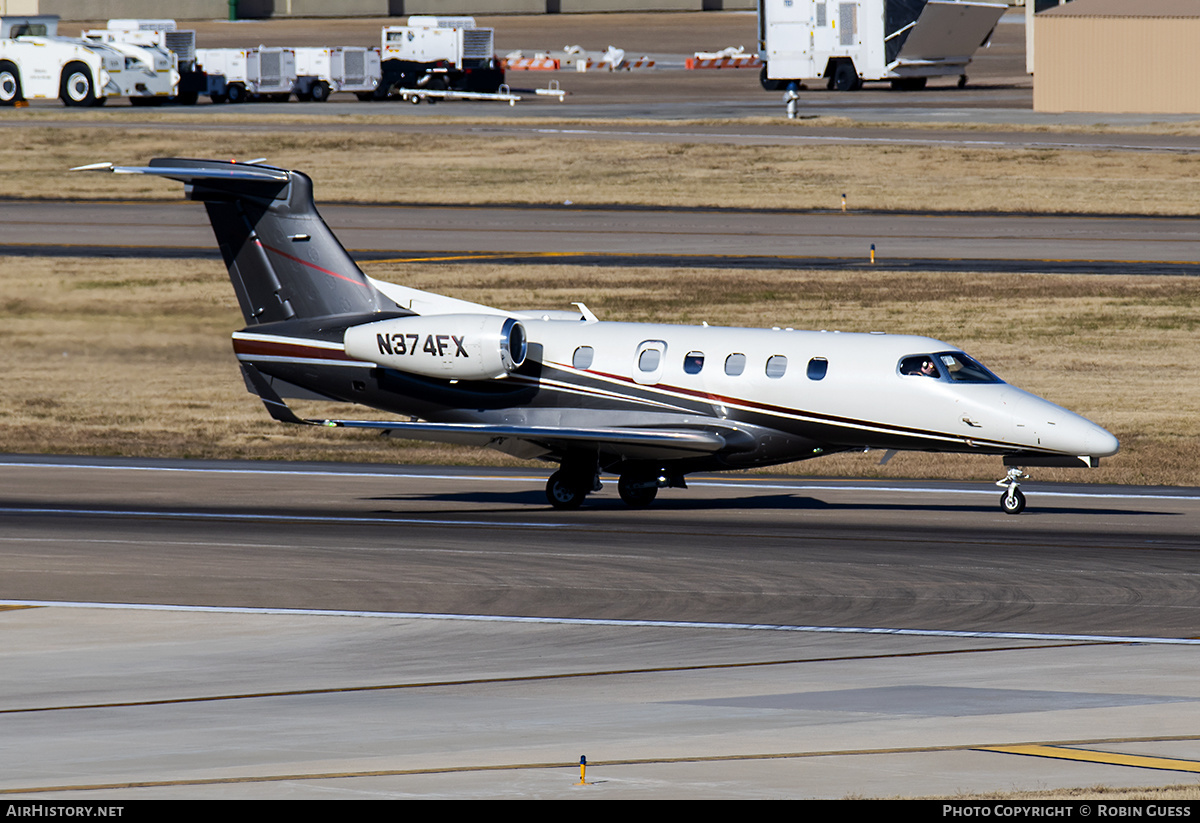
[685,54,762,70]
[503,56,561,71]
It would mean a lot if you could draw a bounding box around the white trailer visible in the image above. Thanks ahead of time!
[196,47,296,103]
[83,19,203,104]
[757,0,1006,91]
[293,46,380,102]
[378,16,504,97]
[0,14,167,107]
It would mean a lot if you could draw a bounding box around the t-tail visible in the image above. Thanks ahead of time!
[74,158,393,324]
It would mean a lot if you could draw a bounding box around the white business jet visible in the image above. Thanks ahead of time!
[77,158,1119,513]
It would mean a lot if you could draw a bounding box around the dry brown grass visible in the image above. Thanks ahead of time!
[5,120,1200,214]
[2,256,1196,485]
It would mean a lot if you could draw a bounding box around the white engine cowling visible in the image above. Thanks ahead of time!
[343,313,527,380]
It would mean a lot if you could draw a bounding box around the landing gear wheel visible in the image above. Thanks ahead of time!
[1001,488,1026,515]
[546,471,586,510]
[996,467,1029,515]
[617,475,658,508]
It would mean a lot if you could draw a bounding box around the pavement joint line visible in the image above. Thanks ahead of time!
[3,599,1200,645]
[0,638,1082,715]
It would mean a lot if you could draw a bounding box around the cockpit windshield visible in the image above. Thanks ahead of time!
[899,352,1002,384]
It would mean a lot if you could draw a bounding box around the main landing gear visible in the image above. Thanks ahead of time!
[996,467,1028,515]
[544,463,683,510]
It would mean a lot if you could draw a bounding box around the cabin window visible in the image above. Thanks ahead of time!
[572,346,594,370]
[807,357,828,380]
[724,353,746,376]
[683,351,704,374]
[765,355,788,379]
[639,348,661,372]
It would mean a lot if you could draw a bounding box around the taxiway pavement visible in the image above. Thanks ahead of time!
[2,458,1199,799]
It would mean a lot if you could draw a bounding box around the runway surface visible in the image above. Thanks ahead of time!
[2,457,1199,798]
[5,201,1198,276]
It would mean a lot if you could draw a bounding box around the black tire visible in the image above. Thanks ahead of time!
[546,471,586,510]
[60,63,99,107]
[225,83,246,104]
[833,61,860,92]
[309,81,329,102]
[408,93,422,105]
[209,92,226,104]
[174,90,199,105]
[0,62,22,106]
[1000,488,1026,515]
[617,475,658,508]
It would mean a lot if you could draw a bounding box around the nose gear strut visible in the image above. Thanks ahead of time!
[996,467,1029,515]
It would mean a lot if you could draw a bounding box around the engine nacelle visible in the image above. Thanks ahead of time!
[343,313,527,381]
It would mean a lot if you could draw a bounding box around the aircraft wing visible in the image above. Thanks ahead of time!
[323,418,735,459]
[241,363,745,460]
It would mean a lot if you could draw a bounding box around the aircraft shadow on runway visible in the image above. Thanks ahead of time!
[363,491,1170,517]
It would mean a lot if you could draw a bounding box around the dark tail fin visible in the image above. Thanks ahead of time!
[96,158,391,324]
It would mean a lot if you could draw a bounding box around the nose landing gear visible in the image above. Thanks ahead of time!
[996,467,1028,514]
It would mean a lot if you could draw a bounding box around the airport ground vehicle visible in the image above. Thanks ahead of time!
[293,46,380,102]
[377,16,505,97]
[79,158,1119,514]
[0,14,174,106]
[82,19,203,104]
[757,0,1006,91]
[195,46,295,103]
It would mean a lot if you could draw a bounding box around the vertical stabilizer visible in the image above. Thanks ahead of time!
[81,158,390,324]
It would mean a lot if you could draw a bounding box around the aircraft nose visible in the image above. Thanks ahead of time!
[1039,410,1119,458]
[1010,392,1118,457]
[1085,423,1120,458]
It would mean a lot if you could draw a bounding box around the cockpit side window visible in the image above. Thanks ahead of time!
[899,352,1003,383]
[899,355,940,379]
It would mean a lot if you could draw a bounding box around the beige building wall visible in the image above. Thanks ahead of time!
[1034,14,1200,113]
[2,0,226,17]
